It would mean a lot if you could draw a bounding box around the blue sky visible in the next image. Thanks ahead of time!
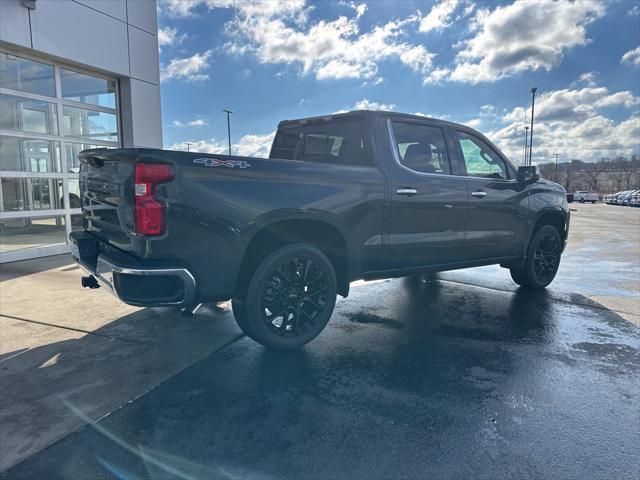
[157,0,640,164]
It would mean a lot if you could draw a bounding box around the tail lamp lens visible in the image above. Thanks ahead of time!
[134,163,174,236]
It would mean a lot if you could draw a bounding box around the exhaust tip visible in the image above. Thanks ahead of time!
[81,275,100,289]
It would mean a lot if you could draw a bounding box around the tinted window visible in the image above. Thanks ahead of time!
[391,121,450,174]
[270,117,372,167]
[457,131,508,179]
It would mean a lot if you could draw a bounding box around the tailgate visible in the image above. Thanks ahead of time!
[78,149,137,251]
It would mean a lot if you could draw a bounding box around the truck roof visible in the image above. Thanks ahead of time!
[277,110,459,129]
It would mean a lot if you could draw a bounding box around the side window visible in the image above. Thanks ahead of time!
[270,118,373,167]
[457,132,508,179]
[391,121,450,175]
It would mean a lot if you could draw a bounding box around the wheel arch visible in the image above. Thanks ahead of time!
[235,212,352,297]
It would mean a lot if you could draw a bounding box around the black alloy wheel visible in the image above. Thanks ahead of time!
[232,243,337,349]
[531,230,561,286]
[260,255,328,337]
[510,224,562,290]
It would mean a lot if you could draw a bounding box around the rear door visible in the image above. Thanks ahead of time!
[451,130,528,260]
[387,118,469,270]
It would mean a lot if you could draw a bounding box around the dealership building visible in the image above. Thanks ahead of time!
[0,0,162,263]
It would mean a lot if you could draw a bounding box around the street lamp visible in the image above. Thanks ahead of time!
[523,126,529,165]
[553,152,560,182]
[528,87,537,166]
[222,109,233,156]
[185,142,192,152]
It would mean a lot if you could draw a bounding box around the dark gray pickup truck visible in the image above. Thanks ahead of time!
[70,110,569,349]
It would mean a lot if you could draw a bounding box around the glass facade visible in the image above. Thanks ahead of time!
[0,50,120,261]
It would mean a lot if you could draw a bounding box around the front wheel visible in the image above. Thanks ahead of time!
[510,224,562,290]
[232,243,337,349]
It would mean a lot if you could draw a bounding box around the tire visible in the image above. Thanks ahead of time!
[580,198,585,203]
[510,224,562,290]
[231,297,255,339]
[232,243,337,349]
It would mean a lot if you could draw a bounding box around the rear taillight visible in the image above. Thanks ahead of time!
[134,163,174,236]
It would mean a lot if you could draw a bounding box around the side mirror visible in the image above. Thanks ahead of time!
[517,165,540,183]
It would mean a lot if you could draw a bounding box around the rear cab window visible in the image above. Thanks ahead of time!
[270,116,373,167]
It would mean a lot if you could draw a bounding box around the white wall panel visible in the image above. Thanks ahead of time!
[0,0,32,48]
[74,0,127,21]
[128,78,162,148]
[128,26,159,85]
[126,0,157,35]
[30,0,129,76]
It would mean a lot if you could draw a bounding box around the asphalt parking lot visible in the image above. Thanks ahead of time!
[1,203,639,479]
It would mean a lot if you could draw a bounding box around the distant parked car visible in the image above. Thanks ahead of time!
[622,190,639,206]
[573,191,598,203]
[566,192,574,203]
[630,192,640,207]
[618,190,636,205]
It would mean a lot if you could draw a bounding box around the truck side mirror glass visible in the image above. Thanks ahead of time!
[517,165,540,183]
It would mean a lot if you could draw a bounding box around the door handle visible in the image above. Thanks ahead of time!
[395,188,418,196]
[471,190,488,198]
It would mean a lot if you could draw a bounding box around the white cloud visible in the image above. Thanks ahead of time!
[419,0,460,33]
[628,5,640,16]
[621,46,640,66]
[441,0,604,83]
[160,50,213,82]
[353,99,396,111]
[341,1,367,18]
[164,0,435,81]
[173,118,209,127]
[571,71,599,87]
[423,67,451,84]
[158,26,186,48]
[485,85,640,164]
[167,131,275,158]
[464,118,482,128]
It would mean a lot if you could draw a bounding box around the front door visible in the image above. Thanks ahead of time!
[453,130,528,260]
[387,119,469,270]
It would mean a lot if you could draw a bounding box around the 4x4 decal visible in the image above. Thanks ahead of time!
[193,158,251,169]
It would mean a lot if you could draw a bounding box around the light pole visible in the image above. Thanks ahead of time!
[523,126,529,165]
[553,152,560,182]
[222,109,233,156]
[185,142,192,152]
[528,87,537,166]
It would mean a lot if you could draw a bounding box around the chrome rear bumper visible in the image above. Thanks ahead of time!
[70,232,196,308]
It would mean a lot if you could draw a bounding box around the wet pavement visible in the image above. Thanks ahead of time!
[2,204,639,479]
[4,276,640,479]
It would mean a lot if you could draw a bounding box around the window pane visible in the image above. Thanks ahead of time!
[392,122,450,174]
[0,177,64,212]
[457,132,507,179]
[65,142,101,172]
[0,94,58,135]
[0,136,61,172]
[0,53,56,97]
[60,69,116,108]
[0,215,67,253]
[62,106,118,142]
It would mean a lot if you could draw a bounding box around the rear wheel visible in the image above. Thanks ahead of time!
[510,224,562,290]
[232,243,337,349]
